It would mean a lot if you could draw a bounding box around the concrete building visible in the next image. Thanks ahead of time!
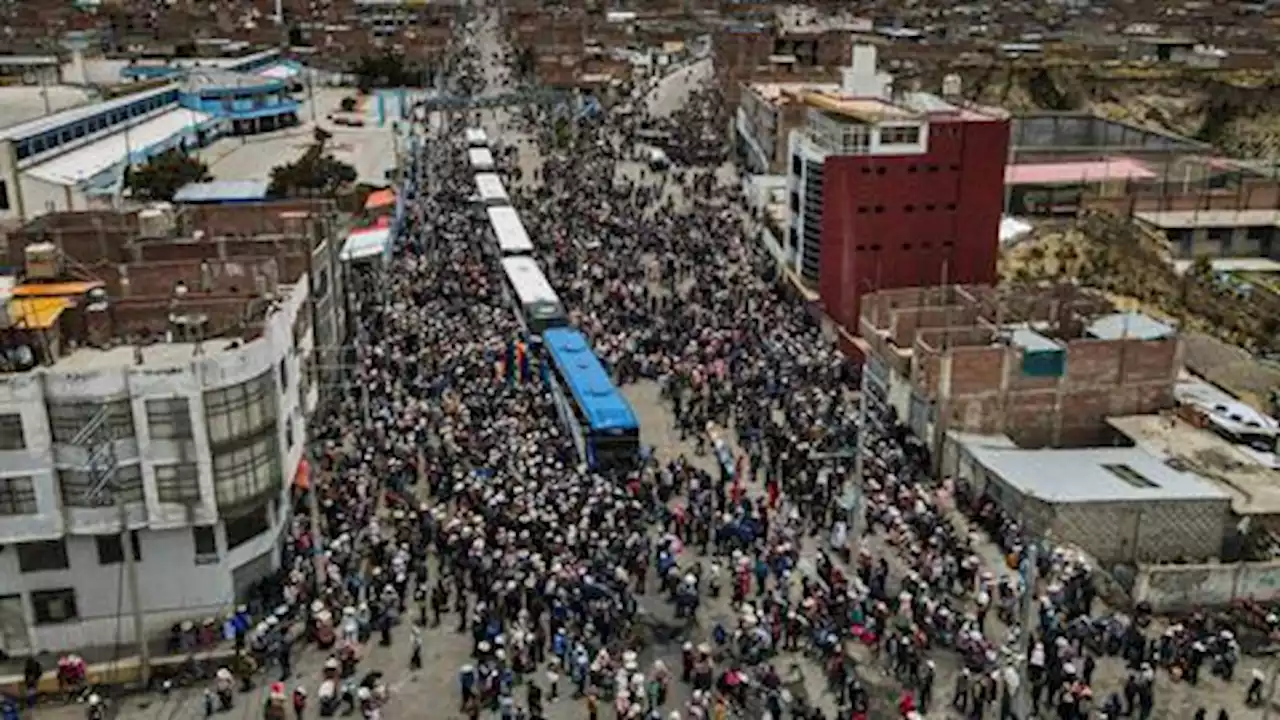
[949,442,1230,564]
[782,46,1009,337]
[1132,209,1280,262]
[0,201,347,655]
[178,69,301,136]
[735,80,837,175]
[0,56,62,86]
[857,284,1182,455]
[0,50,302,224]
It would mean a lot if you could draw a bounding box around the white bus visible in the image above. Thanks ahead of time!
[500,256,567,336]
[469,147,496,172]
[487,205,534,256]
[474,172,509,207]
[465,127,489,148]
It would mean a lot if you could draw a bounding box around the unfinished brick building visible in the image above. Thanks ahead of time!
[711,7,858,107]
[3,201,348,361]
[858,284,1182,455]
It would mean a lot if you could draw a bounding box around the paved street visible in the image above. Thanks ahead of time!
[28,10,1270,720]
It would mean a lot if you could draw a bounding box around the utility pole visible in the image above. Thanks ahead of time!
[1013,542,1040,720]
[78,407,149,690]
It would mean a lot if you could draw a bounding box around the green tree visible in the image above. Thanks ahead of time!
[125,148,212,202]
[268,146,357,198]
[353,51,419,91]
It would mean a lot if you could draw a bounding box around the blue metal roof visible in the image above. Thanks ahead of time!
[542,328,639,432]
[173,180,270,204]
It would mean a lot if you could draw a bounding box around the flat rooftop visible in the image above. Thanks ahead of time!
[1005,157,1156,186]
[965,441,1230,504]
[1109,414,1280,515]
[749,81,840,107]
[51,339,237,372]
[1135,209,1280,230]
[0,86,95,132]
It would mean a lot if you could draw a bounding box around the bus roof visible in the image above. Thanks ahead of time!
[464,127,489,146]
[487,206,534,254]
[542,328,639,432]
[500,256,560,305]
[469,147,495,170]
[475,173,508,204]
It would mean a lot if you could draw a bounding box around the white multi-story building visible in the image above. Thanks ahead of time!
[0,280,323,654]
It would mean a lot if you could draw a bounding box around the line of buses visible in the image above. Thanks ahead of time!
[465,127,641,470]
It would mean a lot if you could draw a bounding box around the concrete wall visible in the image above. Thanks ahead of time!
[0,279,315,653]
[1133,559,1280,612]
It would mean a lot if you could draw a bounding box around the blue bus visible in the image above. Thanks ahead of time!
[541,328,640,469]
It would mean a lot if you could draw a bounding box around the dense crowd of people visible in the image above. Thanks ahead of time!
[155,11,1266,720]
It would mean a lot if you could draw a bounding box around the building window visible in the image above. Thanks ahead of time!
[945,203,957,211]
[32,589,78,625]
[876,167,886,176]
[155,463,201,503]
[146,398,192,439]
[874,205,885,214]
[213,434,281,507]
[278,359,288,393]
[193,526,219,563]
[95,531,142,564]
[857,207,869,214]
[224,504,270,550]
[0,476,36,515]
[907,165,918,174]
[904,205,915,213]
[204,371,278,446]
[0,413,23,449]
[791,154,801,176]
[0,180,9,212]
[925,204,936,211]
[284,418,294,450]
[880,126,921,145]
[59,463,142,507]
[47,400,135,443]
[17,539,69,572]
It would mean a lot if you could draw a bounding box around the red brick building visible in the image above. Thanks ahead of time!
[782,47,1009,338]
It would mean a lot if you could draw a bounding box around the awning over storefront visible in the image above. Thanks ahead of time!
[339,227,392,263]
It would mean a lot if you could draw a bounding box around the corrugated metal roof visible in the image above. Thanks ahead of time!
[1008,326,1062,352]
[25,109,211,186]
[8,296,71,329]
[1085,312,1175,341]
[0,83,179,141]
[965,444,1228,504]
[173,180,269,204]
